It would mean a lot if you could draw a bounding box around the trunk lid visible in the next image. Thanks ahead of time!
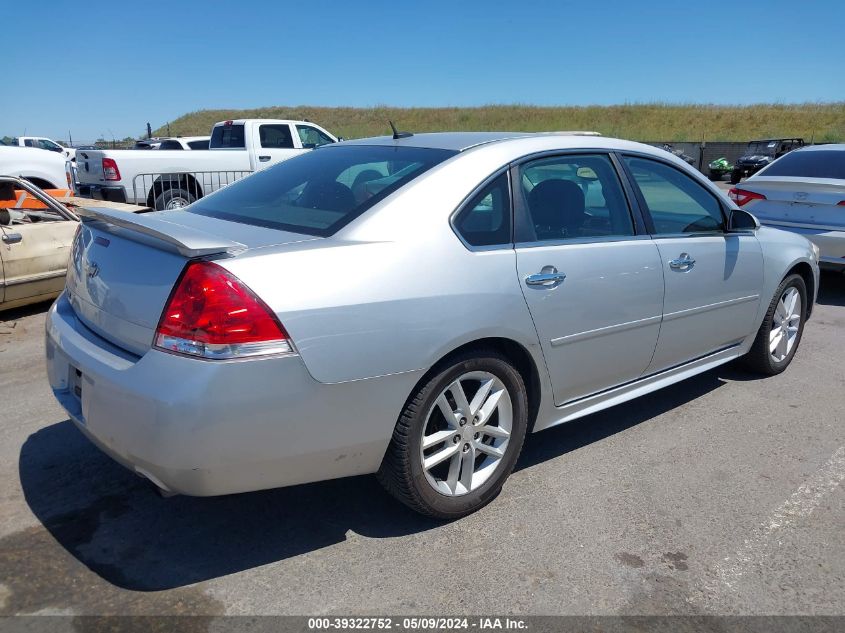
[68,207,319,355]
[742,177,845,229]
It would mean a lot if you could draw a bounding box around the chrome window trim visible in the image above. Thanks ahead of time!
[449,167,514,252]
[514,233,653,250]
[648,231,728,240]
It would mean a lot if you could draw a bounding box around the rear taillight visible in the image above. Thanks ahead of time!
[102,158,121,181]
[728,187,766,206]
[837,201,845,206]
[154,261,292,359]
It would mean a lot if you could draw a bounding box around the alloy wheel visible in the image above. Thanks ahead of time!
[419,371,512,496]
[770,286,802,363]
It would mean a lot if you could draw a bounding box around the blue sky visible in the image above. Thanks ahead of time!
[3,0,843,141]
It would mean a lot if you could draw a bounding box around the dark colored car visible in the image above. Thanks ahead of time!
[730,138,804,184]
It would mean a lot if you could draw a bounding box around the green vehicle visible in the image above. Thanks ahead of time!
[708,157,733,181]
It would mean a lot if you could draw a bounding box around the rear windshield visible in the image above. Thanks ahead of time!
[188,145,457,236]
[760,149,845,179]
[210,124,246,149]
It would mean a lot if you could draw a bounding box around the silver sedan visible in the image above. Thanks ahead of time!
[729,143,844,271]
[46,132,820,518]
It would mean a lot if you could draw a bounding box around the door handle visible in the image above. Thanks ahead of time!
[669,253,695,270]
[525,268,566,287]
[258,155,271,162]
[1,232,22,245]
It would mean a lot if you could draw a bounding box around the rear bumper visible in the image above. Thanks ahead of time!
[76,184,128,203]
[45,293,415,496]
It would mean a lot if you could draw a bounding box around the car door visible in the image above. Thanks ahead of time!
[0,180,77,303]
[251,123,305,170]
[514,153,665,406]
[621,155,763,373]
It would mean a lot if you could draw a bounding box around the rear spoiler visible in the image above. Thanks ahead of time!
[75,206,247,258]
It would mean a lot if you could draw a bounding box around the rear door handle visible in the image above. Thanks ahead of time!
[669,253,695,270]
[258,155,271,162]
[1,232,22,245]
[525,268,566,287]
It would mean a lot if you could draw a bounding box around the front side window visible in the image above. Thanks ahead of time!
[189,145,456,236]
[158,140,184,150]
[259,124,294,149]
[187,139,209,150]
[454,173,511,247]
[623,156,724,234]
[297,125,334,148]
[39,140,62,152]
[518,153,634,242]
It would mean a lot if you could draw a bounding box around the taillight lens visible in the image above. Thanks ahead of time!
[154,261,292,359]
[728,187,766,206]
[837,201,845,206]
[102,158,121,181]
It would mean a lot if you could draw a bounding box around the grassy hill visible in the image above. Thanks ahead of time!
[155,103,845,142]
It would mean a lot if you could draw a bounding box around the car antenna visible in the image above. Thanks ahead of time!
[389,120,413,140]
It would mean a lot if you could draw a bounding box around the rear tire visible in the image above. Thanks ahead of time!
[742,274,807,375]
[729,169,741,185]
[154,187,196,210]
[377,350,528,519]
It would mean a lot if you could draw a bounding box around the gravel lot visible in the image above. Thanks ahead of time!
[0,273,843,617]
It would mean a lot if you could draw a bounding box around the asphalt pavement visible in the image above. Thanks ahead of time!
[0,273,843,617]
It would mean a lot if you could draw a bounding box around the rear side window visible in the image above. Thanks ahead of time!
[760,149,845,179]
[454,173,511,247]
[518,153,634,242]
[188,145,457,236]
[210,124,246,149]
[159,140,184,150]
[624,156,724,234]
[259,124,294,149]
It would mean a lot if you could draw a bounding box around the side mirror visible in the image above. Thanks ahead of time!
[728,208,760,231]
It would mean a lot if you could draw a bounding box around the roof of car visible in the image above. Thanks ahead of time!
[793,143,845,151]
[340,131,607,152]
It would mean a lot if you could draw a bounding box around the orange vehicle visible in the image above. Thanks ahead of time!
[0,186,73,210]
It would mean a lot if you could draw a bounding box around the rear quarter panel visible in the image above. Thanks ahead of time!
[752,226,819,324]
[221,149,545,385]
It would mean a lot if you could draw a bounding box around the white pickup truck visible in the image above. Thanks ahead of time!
[0,145,70,190]
[74,119,337,209]
[11,137,76,160]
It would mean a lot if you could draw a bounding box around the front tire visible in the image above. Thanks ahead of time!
[742,274,807,375]
[729,169,742,185]
[378,350,528,519]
